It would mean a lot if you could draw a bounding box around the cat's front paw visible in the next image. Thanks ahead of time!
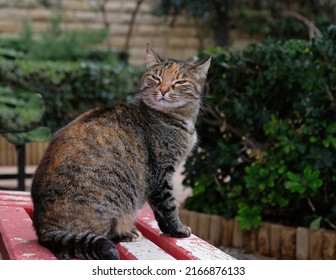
[125,228,142,242]
[169,224,192,238]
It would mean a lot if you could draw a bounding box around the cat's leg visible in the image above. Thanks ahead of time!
[148,181,191,238]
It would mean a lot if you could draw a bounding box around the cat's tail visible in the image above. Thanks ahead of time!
[38,229,120,260]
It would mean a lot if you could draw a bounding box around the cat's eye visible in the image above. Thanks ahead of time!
[151,75,161,82]
[174,79,188,85]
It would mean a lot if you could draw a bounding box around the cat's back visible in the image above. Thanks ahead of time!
[32,104,148,193]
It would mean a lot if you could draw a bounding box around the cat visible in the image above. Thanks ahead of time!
[31,45,211,260]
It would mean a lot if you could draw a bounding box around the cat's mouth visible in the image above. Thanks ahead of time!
[158,97,171,103]
[157,99,173,108]
[154,97,186,109]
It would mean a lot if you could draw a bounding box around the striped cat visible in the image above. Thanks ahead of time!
[31,45,211,260]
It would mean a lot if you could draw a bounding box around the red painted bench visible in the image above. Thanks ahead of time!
[0,190,234,260]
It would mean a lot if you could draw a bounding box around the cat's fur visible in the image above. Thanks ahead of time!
[31,45,211,260]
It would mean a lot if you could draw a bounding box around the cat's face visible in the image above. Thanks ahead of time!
[141,46,211,111]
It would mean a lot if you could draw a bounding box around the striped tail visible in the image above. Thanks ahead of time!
[38,230,120,260]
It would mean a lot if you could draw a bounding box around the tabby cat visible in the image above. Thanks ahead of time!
[31,45,211,260]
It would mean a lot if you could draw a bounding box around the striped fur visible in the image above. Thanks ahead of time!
[31,46,211,260]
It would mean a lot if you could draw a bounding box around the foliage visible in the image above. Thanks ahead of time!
[0,16,142,135]
[183,26,336,230]
[232,0,335,39]
[0,15,124,62]
[154,0,336,46]
[21,15,114,61]
[0,87,51,145]
[0,58,143,132]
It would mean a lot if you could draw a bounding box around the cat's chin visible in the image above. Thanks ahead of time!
[150,99,186,110]
[145,99,186,111]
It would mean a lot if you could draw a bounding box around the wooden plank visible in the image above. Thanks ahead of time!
[270,224,282,259]
[187,211,199,236]
[281,226,296,259]
[197,213,210,241]
[0,206,57,260]
[296,227,310,260]
[118,237,175,260]
[209,214,223,246]
[0,205,176,260]
[0,190,33,217]
[323,230,336,260]
[257,223,271,256]
[0,192,174,260]
[179,209,190,226]
[309,229,324,260]
[244,229,257,253]
[221,219,234,247]
[0,191,235,260]
[135,205,235,260]
[232,221,244,249]
[0,136,17,166]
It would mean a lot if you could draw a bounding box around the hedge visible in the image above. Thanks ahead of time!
[183,26,336,230]
[0,18,139,136]
[0,58,143,133]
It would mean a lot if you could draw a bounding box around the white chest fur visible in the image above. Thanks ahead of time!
[185,119,197,146]
[185,119,194,133]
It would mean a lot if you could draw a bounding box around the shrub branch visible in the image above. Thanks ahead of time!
[281,10,322,39]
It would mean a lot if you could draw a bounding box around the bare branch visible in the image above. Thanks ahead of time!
[282,10,321,40]
[89,0,111,49]
[124,0,144,52]
[325,218,336,230]
[201,105,264,151]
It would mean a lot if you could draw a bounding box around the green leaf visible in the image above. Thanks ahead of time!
[286,171,300,182]
[327,123,336,134]
[258,182,266,190]
[2,132,27,145]
[2,126,51,145]
[309,136,318,143]
[0,87,46,133]
[310,217,322,230]
[284,181,305,194]
[310,179,323,192]
[26,127,52,143]
[236,203,262,230]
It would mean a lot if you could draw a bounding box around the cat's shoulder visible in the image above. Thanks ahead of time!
[74,103,142,124]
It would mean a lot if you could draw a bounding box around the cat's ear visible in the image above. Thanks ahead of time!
[146,44,163,69]
[193,57,211,79]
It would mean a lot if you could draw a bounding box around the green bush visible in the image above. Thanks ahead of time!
[0,58,143,132]
[0,16,142,134]
[184,26,336,230]
[0,16,126,62]
[0,86,51,145]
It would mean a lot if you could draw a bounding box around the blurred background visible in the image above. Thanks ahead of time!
[0,0,336,259]
[0,1,335,63]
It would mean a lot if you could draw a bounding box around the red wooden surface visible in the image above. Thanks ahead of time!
[0,190,33,217]
[116,243,139,260]
[0,206,57,260]
[136,206,234,260]
[0,191,174,260]
[0,190,233,260]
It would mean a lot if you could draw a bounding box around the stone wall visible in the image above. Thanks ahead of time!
[0,0,213,64]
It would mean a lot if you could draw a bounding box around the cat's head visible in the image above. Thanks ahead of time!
[141,45,211,112]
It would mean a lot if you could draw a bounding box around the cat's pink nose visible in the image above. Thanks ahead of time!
[159,85,169,96]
